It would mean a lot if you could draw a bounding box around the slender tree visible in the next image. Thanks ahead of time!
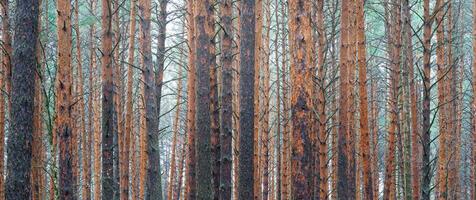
[185,0,197,198]
[167,66,183,199]
[123,0,137,199]
[219,0,234,197]
[421,0,432,197]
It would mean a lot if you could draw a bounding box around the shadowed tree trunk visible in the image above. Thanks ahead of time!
[238,0,256,198]
[195,0,215,197]
[5,0,40,199]
[219,0,234,197]
[138,0,162,198]
[101,0,115,197]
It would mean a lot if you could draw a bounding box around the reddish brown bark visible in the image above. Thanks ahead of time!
[288,0,314,198]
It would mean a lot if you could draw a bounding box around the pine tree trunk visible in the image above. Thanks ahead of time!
[274,1,281,198]
[219,0,233,197]
[185,0,197,198]
[100,0,115,197]
[436,0,449,198]
[32,2,45,199]
[56,0,75,198]
[337,0,351,198]
[5,0,39,199]
[138,0,162,198]
[280,3,290,199]
[383,1,401,199]
[112,0,122,198]
[122,0,136,199]
[195,0,215,197]
[238,0,256,198]
[210,35,221,200]
[288,0,313,198]
[89,1,100,198]
[356,0,373,198]
[253,0,262,198]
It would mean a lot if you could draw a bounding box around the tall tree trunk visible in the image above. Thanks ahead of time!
[154,0,167,199]
[185,0,197,198]
[403,0,420,197]
[167,66,183,200]
[112,0,122,198]
[337,0,351,198]
[280,3,290,199]
[421,0,432,197]
[56,0,75,198]
[383,0,401,199]
[122,0,136,199]
[436,0,448,198]
[75,0,91,198]
[356,0,373,198]
[314,0,328,199]
[101,0,115,197]
[238,0,256,198]
[211,33,221,200]
[274,0,281,199]
[253,0,262,198]
[90,1,101,197]
[32,2,45,199]
[5,0,39,199]
[219,0,234,197]
[195,0,215,198]
[288,0,313,198]
[138,0,162,198]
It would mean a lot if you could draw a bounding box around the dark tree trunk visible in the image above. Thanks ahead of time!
[5,0,40,199]
[237,0,256,199]
[195,0,215,197]
[101,0,115,197]
[219,0,233,198]
[138,0,162,198]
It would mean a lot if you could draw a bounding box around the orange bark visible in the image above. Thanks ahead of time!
[56,0,75,198]
[123,0,137,199]
[254,0,262,198]
[288,0,314,198]
[184,0,197,198]
[356,0,373,198]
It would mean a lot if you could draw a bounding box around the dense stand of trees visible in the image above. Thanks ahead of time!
[2,0,476,199]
